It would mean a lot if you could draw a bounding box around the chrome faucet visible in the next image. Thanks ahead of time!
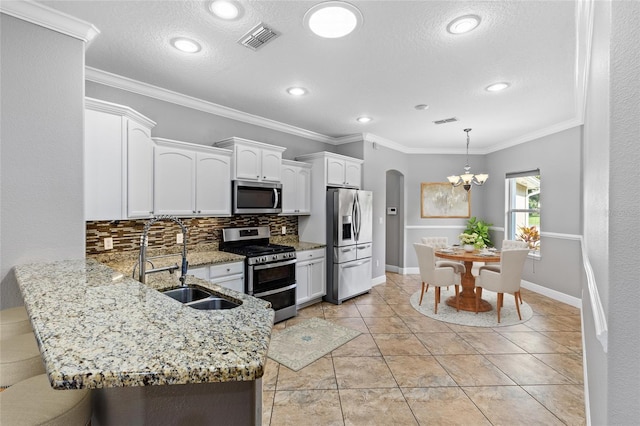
[138,215,189,286]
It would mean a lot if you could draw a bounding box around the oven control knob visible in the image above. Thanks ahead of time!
[272,255,278,261]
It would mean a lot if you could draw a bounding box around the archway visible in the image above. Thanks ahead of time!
[385,170,405,272]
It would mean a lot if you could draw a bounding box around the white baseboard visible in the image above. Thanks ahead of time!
[384,264,400,273]
[521,280,581,308]
[372,275,387,287]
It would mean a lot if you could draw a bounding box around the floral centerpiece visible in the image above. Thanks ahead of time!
[458,232,484,252]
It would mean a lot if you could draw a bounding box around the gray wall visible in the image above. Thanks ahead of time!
[583,1,640,423]
[0,15,86,309]
[86,82,332,160]
[360,141,408,280]
[404,152,488,267]
[484,127,583,298]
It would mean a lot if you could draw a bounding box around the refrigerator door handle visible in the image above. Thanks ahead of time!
[342,260,369,269]
[354,192,361,240]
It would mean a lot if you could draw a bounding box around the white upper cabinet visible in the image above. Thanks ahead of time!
[327,156,362,188]
[215,137,286,182]
[281,160,312,215]
[296,151,364,189]
[153,138,232,217]
[85,98,156,220]
[195,152,232,215]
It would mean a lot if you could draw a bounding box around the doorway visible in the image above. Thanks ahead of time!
[385,170,404,272]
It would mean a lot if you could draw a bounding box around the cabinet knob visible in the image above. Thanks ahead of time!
[197,210,201,214]
[226,268,230,272]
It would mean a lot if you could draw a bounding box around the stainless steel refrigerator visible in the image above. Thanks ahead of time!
[324,188,373,304]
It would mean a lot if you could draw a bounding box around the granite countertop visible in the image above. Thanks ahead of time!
[14,258,274,390]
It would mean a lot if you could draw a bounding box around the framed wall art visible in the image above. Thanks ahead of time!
[420,182,471,218]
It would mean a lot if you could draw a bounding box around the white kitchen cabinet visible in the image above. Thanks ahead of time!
[327,157,362,188]
[215,137,286,182]
[281,160,311,215]
[209,261,244,293]
[84,98,156,220]
[153,138,232,217]
[296,248,326,306]
[186,261,244,293]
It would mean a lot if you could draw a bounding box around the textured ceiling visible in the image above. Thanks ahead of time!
[40,0,579,152]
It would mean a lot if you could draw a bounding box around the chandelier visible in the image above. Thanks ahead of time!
[447,128,488,191]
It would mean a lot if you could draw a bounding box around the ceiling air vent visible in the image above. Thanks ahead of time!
[433,117,459,125]
[239,22,280,51]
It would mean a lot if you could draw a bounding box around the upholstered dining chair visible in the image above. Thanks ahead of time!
[421,237,465,275]
[413,243,460,313]
[480,240,529,303]
[475,248,530,323]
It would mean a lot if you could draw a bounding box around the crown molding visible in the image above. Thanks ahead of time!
[85,97,156,128]
[85,67,335,144]
[482,118,583,154]
[0,0,99,43]
[85,66,584,156]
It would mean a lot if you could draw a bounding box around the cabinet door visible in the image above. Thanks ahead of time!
[308,258,326,299]
[85,109,124,220]
[280,165,298,214]
[235,145,261,180]
[326,158,346,186]
[196,152,231,215]
[295,262,310,305]
[127,120,155,218]
[154,146,196,216]
[260,148,282,182]
[344,161,361,188]
[297,166,311,214]
[215,276,244,293]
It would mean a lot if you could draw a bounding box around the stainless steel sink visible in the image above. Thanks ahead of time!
[187,298,241,310]
[162,286,241,310]
[162,287,211,303]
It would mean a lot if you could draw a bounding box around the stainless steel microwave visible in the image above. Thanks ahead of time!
[232,180,282,214]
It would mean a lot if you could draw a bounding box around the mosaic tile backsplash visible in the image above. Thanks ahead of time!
[86,215,299,255]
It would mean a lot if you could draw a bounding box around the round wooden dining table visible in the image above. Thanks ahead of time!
[435,248,501,312]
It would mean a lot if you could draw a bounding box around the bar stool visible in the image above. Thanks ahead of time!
[0,306,32,339]
[0,332,46,388]
[0,373,92,426]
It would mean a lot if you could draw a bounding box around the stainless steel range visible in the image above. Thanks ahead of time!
[220,226,297,323]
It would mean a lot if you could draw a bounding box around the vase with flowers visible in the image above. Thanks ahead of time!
[459,232,480,252]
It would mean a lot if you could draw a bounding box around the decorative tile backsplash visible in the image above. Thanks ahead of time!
[86,215,298,255]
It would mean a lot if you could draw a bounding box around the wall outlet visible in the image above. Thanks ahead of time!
[281,226,286,235]
[176,233,183,244]
[104,237,113,250]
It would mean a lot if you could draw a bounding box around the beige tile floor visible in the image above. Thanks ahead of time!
[263,272,585,426]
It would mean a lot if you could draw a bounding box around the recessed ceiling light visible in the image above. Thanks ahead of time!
[287,87,308,96]
[486,82,511,92]
[171,37,201,53]
[356,116,372,123]
[304,1,363,38]
[209,1,239,20]
[414,104,430,110]
[447,15,481,34]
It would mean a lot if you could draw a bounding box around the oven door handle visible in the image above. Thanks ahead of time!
[252,258,297,270]
[255,283,297,298]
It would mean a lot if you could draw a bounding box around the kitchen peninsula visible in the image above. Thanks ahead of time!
[14,258,274,426]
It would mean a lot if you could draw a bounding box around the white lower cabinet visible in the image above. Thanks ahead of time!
[296,249,326,306]
[187,261,244,293]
